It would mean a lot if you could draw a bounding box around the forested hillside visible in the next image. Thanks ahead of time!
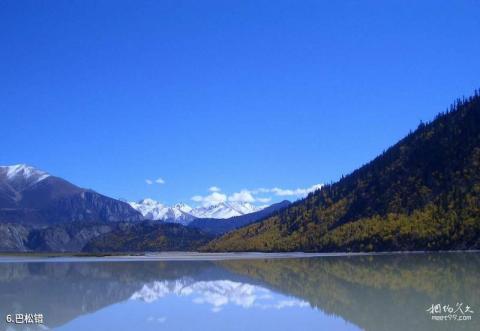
[205,91,480,252]
[84,222,213,252]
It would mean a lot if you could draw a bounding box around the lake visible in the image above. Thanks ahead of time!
[0,252,478,331]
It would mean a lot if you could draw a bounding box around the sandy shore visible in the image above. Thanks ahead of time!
[0,250,478,263]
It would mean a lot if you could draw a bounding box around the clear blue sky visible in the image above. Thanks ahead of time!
[1,0,479,206]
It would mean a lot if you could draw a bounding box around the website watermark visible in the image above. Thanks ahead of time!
[427,303,474,321]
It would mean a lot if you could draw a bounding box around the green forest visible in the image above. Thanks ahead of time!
[84,222,213,252]
[204,91,480,252]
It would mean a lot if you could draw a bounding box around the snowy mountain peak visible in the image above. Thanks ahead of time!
[128,199,195,224]
[0,164,50,185]
[190,201,263,219]
[129,199,266,224]
[173,203,193,213]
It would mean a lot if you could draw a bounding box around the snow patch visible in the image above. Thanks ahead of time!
[0,164,50,185]
[129,199,266,223]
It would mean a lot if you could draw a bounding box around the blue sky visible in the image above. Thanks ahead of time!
[1,0,479,206]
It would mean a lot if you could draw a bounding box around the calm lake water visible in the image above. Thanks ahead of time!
[0,252,478,331]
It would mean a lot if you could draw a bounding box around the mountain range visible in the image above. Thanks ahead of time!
[0,165,271,226]
[128,198,266,224]
[1,91,479,253]
[0,165,282,252]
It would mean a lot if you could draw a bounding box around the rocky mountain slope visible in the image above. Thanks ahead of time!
[0,164,142,225]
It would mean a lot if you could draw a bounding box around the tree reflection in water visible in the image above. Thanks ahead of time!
[0,253,478,331]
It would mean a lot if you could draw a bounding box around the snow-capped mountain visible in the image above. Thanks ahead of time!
[0,164,142,224]
[130,278,309,312]
[190,202,264,219]
[129,199,266,224]
[0,164,50,191]
[128,199,196,224]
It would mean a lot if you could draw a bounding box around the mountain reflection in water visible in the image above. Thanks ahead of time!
[0,253,478,331]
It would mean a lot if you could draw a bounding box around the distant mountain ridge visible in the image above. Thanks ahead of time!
[128,199,196,224]
[0,164,142,225]
[190,201,265,219]
[188,200,291,235]
[0,220,212,253]
[129,198,266,224]
[83,221,213,253]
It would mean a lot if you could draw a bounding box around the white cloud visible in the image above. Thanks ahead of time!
[256,197,272,203]
[191,195,203,202]
[274,300,309,309]
[256,184,323,197]
[228,190,255,203]
[145,177,165,185]
[190,183,322,207]
[191,192,227,207]
[131,279,308,313]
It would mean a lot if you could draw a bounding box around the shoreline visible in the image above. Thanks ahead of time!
[0,250,478,263]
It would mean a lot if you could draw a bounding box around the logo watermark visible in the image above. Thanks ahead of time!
[427,303,474,321]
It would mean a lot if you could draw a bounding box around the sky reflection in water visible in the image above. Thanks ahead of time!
[0,253,479,331]
[58,278,355,331]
